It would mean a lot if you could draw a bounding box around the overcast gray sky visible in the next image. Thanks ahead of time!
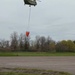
[0,0,75,41]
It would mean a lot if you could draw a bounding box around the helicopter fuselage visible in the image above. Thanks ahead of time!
[24,0,37,6]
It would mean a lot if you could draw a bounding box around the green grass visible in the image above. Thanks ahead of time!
[0,72,71,75]
[0,72,36,75]
[0,52,75,56]
[0,68,72,75]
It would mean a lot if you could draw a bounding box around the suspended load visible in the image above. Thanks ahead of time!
[26,31,30,37]
[23,0,37,6]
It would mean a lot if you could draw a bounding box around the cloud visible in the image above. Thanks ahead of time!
[0,0,75,41]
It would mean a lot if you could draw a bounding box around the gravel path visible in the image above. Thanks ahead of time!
[0,56,75,75]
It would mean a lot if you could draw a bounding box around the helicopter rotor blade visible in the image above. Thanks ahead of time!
[37,0,41,2]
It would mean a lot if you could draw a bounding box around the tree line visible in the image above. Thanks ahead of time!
[0,32,75,52]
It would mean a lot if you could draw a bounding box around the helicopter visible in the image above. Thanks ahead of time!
[23,0,39,37]
[23,0,37,6]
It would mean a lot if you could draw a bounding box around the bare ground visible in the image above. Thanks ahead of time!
[0,56,75,75]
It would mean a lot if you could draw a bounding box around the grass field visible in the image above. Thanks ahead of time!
[0,68,72,75]
[0,72,71,75]
[0,52,75,56]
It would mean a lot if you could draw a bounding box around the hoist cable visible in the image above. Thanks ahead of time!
[27,6,31,30]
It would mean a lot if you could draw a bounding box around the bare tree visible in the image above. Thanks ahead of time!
[10,32,18,51]
[40,36,46,51]
[0,39,10,51]
[19,33,24,50]
[35,36,40,51]
[23,35,30,51]
[0,39,5,48]
[46,36,55,52]
[45,36,51,51]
